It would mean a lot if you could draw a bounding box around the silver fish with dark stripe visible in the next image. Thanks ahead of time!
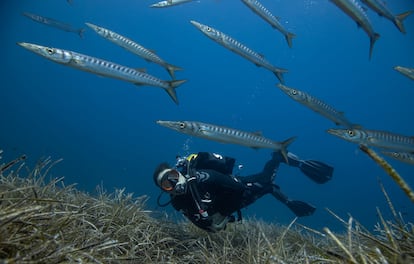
[17,42,185,104]
[330,0,380,60]
[241,0,295,48]
[277,84,358,129]
[22,12,85,38]
[156,120,296,162]
[327,128,414,153]
[85,22,182,79]
[190,20,287,83]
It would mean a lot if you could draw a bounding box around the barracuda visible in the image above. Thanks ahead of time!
[360,0,412,34]
[190,20,287,84]
[150,0,193,8]
[381,151,414,165]
[394,66,414,81]
[85,22,182,79]
[330,0,380,59]
[156,120,296,161]
[327,128,414,153]
[277,84,357,129]
[241,0,295,48]
[22,12,85,38]
[17,42,185,104]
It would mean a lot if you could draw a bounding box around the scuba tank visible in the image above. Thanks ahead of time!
[175,152,236,175]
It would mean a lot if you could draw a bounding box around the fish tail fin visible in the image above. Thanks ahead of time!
[394,11,413,34]
[166,64,183,80]
[78,28,86,38]
[273,69,288,84]
[369,33,380,60]
[165,79,186,105]
[280,136,296,164]
[285,32,296,48]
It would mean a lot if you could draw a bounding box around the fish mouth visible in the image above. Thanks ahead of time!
[276,83,289,93]
[156,120,172,128]
[326,128,338,135]
[156,120,186,131]
[17,42,45,53]
[85,22,98,30]
[17,42,30,48]
[156,120,166,125]
[326,128,342,137]
[189,20,201,28]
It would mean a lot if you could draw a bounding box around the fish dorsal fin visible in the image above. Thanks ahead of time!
[252,131,263,136]
[258,53,265,59]
[149,49,156,54]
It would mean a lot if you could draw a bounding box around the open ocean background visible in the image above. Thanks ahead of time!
[1,0,413,232]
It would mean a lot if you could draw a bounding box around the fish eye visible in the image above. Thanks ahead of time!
[206,27,211,32]
[46,48,54,54]
[347,130,355,136]
[291,90,297,95]
[179,122,186,129]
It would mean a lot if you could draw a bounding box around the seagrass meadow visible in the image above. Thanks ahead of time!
[0,151,413,264]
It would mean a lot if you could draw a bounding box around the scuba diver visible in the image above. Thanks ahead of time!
[153,151,333,232]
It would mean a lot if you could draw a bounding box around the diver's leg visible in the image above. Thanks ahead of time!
[237,154,282,208]
[239,153,282,184]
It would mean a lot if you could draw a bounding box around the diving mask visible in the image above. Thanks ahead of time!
[157,168,187,194]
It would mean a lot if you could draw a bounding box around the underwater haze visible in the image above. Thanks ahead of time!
[1,0,413,232]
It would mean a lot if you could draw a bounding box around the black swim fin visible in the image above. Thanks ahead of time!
[299,160,333,184]
[271,185,316,217]
[286,200,316,217]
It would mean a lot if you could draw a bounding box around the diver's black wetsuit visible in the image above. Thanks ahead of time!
[170,153,282,232]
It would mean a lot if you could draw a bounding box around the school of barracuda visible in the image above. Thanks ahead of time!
[18,0,413,165]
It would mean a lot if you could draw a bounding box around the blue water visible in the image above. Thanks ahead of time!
[1,0,413,232]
